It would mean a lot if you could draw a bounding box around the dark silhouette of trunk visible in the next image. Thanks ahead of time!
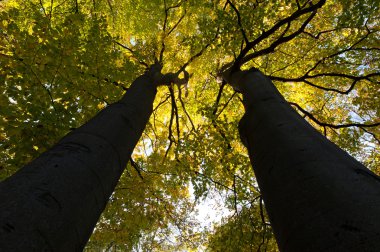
[0,74,157,251]
[237,70,380,251]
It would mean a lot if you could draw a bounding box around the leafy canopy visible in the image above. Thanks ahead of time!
[1,0,379,250]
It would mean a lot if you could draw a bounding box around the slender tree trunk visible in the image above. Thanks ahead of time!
[0,74,157,251]
[237,71,380,251]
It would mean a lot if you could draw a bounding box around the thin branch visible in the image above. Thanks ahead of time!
[226,0,249,44]
[160,0,169,62]
[114,41,149,67]
[296,0,301,9]
[103,76,129,91]
[106,0,114,15]
[40,0,47,16]
[212,80,227,116]
[289,102,380,129]
[78,69,129,91]
[215,91,237,119]
[257,196,267,252]
[164,86,177,159]
[360,127,380,145]
[302,28,340,39]
[271,72,378,94]
[82,88,110,105]
[308,72,379,80]
[168,86,181,146]
[129,157,144,180]
[178,86,196,131]
[213,124,232,150]
[167,10,187,36]
[20,60,58,113]
[166,0,185,11]
[259,196,266,225]
[153,93,171,112]
[49,0,54,20]
[232,175,239,215]
[74,0,79,13]
[194,171,234,192]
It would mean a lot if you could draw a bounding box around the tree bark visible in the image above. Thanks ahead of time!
[0,74,157,251]
[237,70,380,251]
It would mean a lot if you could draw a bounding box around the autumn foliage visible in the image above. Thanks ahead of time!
[0,0,379,250]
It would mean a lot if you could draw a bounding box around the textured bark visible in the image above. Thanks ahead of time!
[0,74,157,251]
[238,71,380,251]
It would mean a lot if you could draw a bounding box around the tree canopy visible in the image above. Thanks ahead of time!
[1,0,379,250]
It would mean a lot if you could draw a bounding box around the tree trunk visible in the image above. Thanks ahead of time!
[237,70,380,251]
[0,74,157,251]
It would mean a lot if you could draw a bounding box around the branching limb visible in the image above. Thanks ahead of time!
[232,0,326,69]
[304,26,376,76]
[239,9,317,66]
[267,25,379,94]
[302,28,341,39]
[160,0,187,62]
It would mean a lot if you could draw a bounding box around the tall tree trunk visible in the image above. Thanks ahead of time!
[237,70,380,251]
[0,74,157,251]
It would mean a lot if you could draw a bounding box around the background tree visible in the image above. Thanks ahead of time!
[1,0,379,250]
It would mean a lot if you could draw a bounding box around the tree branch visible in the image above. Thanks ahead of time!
[178,86,196,131]
[360,127,380,145]
[226,0,249,44]
[270,72,379,94]
[114,41,149,67]
[289,102,380,129]
[167,10,187,36]
[232,0,326,69]
[129,157,144,180]
[239,9,317,65]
